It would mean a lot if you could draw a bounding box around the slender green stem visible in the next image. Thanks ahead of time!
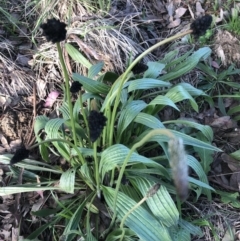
[57,43,78,147]
[108,129,175,230]
[78,92,90,144]
[119,196,148,241]
[107,30,193,146]
[103,103,112,147]
[29,138,85,165]
[93,141,101,198]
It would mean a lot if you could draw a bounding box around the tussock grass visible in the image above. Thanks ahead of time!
[0,45,33,96]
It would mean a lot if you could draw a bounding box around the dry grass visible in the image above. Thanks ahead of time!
[0,47,33,97]
[187,199,240,241]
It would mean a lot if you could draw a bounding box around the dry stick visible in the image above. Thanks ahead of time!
[27,82,37,147]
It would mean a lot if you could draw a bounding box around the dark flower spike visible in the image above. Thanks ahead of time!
[70,81,82,93]
[190,14,212,37]
[88,110,107,142]
[132,53,148,74]
[40,18,67,43]
[10,147,29,165]
[132,62,148,74]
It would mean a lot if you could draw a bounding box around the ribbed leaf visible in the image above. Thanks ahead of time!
[131,177,179,227]
[99,144,169,181]
[106,228,136,241]
[80,163,95,189]
[149,95,179,110]
[162,49,179,64]
[34,115,49,135]
[82,93,103,102]
[134,112,165,129]
[88,61,104,79]
[85,232,98,241]
[227,105,240,115]
[188,176,214,190]
[169,227,190,241]
[27,219,59,239]
[133,129,221,152]
[63,194,94,241]
[165,85,198,112]
[45,118,70,160]
[128,78,170,92]
[172,130,220,151]
[230,150,240,160]
[187,155,211,199]
[70,147,100,157]
[59,168,76,194]
[165,48,192,69]
[179,219,203,237]
[0,185,60,196]
[178,83,207,96]
[193,133,214,174]
[102,186,172,241]
[120,185,143,204]
[65,43,91,68]
[0,155,62,174]
[59,102,70,120]
[117,100,147,138]
[143,62,165,78]
[73,98,94,128]
[161,47,211,81]
[163,120,213,141]
[72,73,110,95]
[120,88,128,105]
[34,115,49,162]
[220,81,240,89]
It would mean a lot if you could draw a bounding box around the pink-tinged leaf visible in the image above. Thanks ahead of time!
[44,91,60,107]
[36,190,44,199]
[211,61,220,69]
[174,7,187,18]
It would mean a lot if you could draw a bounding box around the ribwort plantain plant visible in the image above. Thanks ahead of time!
[0,15,222,241]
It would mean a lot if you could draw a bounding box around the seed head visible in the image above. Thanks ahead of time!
[146,183,161,198]
[132,54,148,74]
[168,137,188,201]
[70,81,82,93]
[190,15,212,37]
[88,110,107,142]
[10,147,29,165]
[132,62,148,74]
[40,18,67,43]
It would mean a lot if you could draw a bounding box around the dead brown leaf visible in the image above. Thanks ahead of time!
[153,1,166,13]
[196,2,205,16]
[174,7,187,18]
[0,134,9,150]
[188,4,195,19]
[211,116,236,129]
[166,1,174,18]
[221,153,240,172]
[229,172,240,190]
[167,18,181,28]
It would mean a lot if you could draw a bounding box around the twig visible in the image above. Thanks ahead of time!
[27,82,36,147]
